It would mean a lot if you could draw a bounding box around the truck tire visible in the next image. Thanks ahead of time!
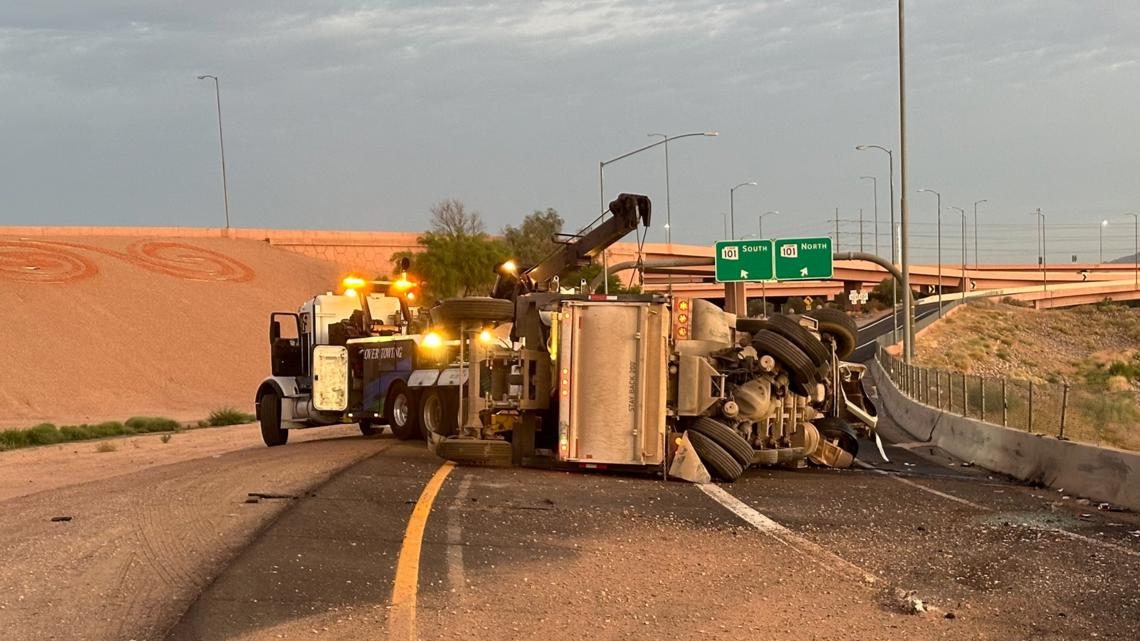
[419,388,459,438]
[735,317,772,334]
[749,329,818,388]
[806,308,858,359]
[434,297,514,324]
[258,391,288,447]
[687,417,753,468]
[386,382,420,440]
[436,438,513,467]
[766,314,830,367]
[359,420,378,436]
[687,431,744,482]
[814,416,859,458]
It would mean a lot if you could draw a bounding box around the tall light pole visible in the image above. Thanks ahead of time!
[598,131,717,293]
[647,133,672,244]
[197,74,230,230]
[757,210,779,238]
[973,199,987,268]
[758,210,779,316]
[720,213,728,239]
[1126,213,1138,290]
[896,0,914,362]
[950,205,966,302]
[860,175,880,255]
[730,181,758,240]
[1100,220,1109,264]
[918,188,942,316]
[1031,209,1046,295]
[856,145,897,343]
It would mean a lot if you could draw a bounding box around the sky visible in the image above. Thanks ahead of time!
[3,1,1140,263]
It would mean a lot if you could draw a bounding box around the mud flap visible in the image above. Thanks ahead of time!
[808,439,855,469]
[668,432,712,484]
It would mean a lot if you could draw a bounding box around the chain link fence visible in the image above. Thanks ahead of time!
[877,345,1140,451]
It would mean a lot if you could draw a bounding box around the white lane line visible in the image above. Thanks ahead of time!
[1048,525,1140,559]
[697,483,877,585]
[445,474,472,594]
[855,460,987,510]
[854,461,1140,558]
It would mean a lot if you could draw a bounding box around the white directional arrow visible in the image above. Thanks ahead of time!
[740,269,749,278]
[799,267,809,277]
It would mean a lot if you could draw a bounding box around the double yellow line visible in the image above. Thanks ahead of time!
[388,461,455,641]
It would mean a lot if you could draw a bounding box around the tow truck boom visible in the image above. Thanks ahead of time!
[522,193,650,287]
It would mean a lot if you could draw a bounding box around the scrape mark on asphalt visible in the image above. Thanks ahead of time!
[697,483,877,585]
[388,461,455,641]
[855,461,1140,559]
[855,460,988,509]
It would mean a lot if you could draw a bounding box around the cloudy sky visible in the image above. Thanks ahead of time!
[2,1,1139,262]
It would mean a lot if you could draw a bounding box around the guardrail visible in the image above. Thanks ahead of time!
[877,345,1138,452]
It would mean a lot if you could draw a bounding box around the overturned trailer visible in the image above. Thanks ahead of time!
[419,193,881,481]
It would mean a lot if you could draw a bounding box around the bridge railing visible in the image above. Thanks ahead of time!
[876,345,1139,453]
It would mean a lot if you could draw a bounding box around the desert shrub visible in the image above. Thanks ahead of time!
[125,416,181,433]
[206,408,257,426]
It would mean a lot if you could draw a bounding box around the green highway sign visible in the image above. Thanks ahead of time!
[714,239,774,282]
[774,237,833,280]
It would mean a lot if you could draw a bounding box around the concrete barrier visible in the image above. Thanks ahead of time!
[869,359,1140,511]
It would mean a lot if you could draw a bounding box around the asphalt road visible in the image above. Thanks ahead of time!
[164,413,1140,640]
[850,301,942,363]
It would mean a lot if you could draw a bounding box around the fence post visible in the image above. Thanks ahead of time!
[937,372,943,410]
[980,377,986,422]
[1028,381,1034,433]
[924,369,930,405]
[962,374,969,417]
[1002,378,1008,426]
[1059,382,1069,440]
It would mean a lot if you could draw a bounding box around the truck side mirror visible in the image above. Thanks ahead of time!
[270,319,282,342]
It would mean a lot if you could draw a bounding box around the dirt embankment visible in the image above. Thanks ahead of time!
[0,235,344,427]
[913,299,1140,450]
[915,299,1140,381]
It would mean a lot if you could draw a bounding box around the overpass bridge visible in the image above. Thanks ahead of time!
[607,241,1140,309]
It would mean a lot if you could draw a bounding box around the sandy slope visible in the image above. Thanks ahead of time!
[0,235,342,427]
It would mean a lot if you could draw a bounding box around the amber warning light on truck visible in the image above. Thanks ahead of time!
[674,299,691,339]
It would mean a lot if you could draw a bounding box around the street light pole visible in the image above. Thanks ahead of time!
[1031,209,1046,295]
[1126,213,1139,290]
[758,210,779,316]
[730,181,758,240]
[896,0,914,362]
[197,74,230,230]
[860,176,879,255]
[721,213,728,239]
[973,199,987,268]
[919,188,942,316]
[1100,220,1108,264]
[757,210,778,238]
[598,130,718,293]
[648,133,672,244]
[951,206,966,302]
[856,145,898,344]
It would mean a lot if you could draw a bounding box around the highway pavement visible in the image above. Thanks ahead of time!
[164,413,1140,640]
[850,301,942,363]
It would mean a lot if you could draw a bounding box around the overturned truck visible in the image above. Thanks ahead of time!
[421,194,881,481]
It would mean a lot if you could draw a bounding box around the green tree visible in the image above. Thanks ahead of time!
[503,208,564,267]
[394,199,508,303]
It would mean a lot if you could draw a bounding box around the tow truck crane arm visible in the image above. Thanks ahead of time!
[522,193,651,288]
